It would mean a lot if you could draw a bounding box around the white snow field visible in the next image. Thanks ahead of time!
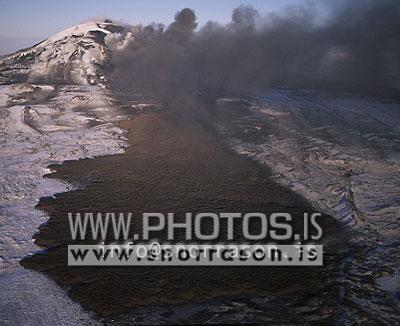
[0,83,132,325]
[223,89,400,235]
[218,89,400,323]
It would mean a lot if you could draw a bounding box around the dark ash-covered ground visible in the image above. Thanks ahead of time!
[22,93,349,324]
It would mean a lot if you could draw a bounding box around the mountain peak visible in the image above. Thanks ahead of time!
[0,20,124,86]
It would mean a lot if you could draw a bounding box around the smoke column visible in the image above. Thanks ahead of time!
[106,0,400,93]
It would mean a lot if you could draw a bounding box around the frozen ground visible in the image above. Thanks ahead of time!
[0,84,134,325]
[217,89,400,323]
[220,90,400,233]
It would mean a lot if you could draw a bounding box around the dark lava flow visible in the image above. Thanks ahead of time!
[22,93,348,323]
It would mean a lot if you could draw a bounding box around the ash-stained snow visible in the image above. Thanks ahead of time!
[0,19,163,323]
[217,90,400,324]
[0,84,129,264]
[0,83,133,325]
[222,90,400,234]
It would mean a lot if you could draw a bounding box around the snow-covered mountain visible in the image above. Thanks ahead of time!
[0,20,123,86]
[0,21,136,325]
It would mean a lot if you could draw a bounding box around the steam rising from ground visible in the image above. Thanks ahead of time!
[106,0,400,92]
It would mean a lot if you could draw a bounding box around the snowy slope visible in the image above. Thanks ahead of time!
[0,20,123,86]
[221,90,400,235]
